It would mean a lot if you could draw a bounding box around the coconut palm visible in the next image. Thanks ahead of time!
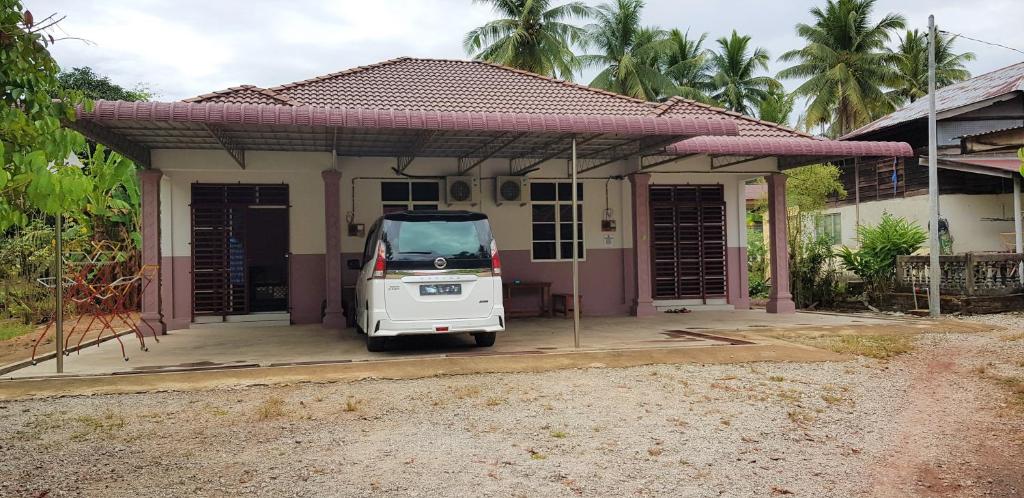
[663,28,715,102]
[778,0,905,136]
[887,28,974,105]
[757,87,796,126]
[581,0,677,100]
[708,31,781,115]
[464,0,594,80]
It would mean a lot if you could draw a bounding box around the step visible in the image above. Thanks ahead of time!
[193,312,291,328]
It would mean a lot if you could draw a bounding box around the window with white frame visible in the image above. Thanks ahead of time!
[380,181,439,214]
[815,212,842,245]
[530,181,584,261]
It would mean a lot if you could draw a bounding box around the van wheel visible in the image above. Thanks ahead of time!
[473,332,496,348]
[366,336,387,352]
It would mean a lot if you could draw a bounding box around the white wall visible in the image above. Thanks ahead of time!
[822,193,1018,252]
[154,150,332,257]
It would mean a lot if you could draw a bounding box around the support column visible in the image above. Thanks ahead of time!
[138,169,166,335]
[322,170,345,329]
[728,177,751,309]
[629,173,656,316]
[1014,176,1022,284]
[766,173,795,314]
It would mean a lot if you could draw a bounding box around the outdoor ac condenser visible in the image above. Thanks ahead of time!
[495,176,530,206]
[445,176,479,206]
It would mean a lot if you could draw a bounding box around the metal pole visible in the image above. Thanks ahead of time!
[54,213,64,373]
[927,14,941,317]
[1014,176,1022,284]
[571,137,580,349]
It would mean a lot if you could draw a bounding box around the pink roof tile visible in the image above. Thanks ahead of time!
[652,97,813,138]
[186,57,657,115]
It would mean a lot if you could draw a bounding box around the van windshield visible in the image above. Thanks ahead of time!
[382,218,492,267]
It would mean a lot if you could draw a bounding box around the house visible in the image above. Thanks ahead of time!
[835,62,1024,253]
[67,57,911,334]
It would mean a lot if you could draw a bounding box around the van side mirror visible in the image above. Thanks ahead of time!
[346,259,362,270]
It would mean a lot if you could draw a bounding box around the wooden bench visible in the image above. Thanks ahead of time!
[551,293,582,318]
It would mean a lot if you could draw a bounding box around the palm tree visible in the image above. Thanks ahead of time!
[663,28,715,102]
[887,28,974,105]
[464,0,593,80]
[777,0,905,136]
[757,87,796,126]
[581,0,676,100]
[708,31,780,115]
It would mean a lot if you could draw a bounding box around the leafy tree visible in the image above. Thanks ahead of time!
[581,0,676,100]
[886,28,973,105]
[662,28,714,102]
[757,87,795,126]
[778,0,905,136]
[1,1,90,229]
[708,30,780,114]
[464,0,593,80]
[58,66,154,101]
[837,213,927,304]
[783,164,847,308]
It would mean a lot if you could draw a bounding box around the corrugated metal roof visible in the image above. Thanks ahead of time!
[843,61,1024,139]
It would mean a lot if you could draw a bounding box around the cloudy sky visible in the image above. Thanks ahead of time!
[32,0,1024,104]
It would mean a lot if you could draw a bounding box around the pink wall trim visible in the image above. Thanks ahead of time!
[161,256,192,331]
[291,254,326,324]
[139,169,165,334]
[161,254,327,331]
[766,174,795,314]
[727,246,750,309]
[629,174,656,316]
[343,249,634,316]
[322,170,344,328]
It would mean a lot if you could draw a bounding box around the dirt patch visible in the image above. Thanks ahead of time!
[0,314,139,367]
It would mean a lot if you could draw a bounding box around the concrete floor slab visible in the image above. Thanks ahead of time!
[7,310,901,379]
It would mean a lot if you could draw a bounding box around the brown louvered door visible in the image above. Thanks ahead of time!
[191,184,289,319]
[650,185,727,302]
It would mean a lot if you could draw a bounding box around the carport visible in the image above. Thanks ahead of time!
[69,99,739,349]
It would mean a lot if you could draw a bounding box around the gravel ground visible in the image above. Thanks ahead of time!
[1,317,1022,497]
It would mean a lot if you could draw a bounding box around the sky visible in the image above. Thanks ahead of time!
[31,0,1024,108]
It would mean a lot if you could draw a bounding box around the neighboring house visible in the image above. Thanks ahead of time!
[68,57,910,333]
[837,62,1024,253]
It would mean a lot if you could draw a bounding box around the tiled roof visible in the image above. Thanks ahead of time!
[843,61,1024,139]
[186,57,658,115]
[184,85,301,106]
[652,97,813,138]
[667,136,913,157]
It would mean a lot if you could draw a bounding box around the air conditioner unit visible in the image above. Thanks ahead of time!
[445,176,479,206]
[495,176,530,206]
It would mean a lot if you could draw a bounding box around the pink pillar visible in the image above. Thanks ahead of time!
[629,173,657,316]
[766,173,795,314]
[322,170,345,329]
[138,169,166,334]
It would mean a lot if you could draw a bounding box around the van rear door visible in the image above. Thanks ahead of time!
[380,213,497,321]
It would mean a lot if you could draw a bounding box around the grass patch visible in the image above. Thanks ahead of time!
[550,430,567,439]
[787,409,816,426]
[71,411,126,440]
[798,334,914,359]
[256,396,286,420]
[343,397,362,412]
[0,319,35,341]
[768,375,785,382]
[1000,332,1024,342]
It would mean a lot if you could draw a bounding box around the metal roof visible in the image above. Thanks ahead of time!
[69,100,738,172]
[843,62,1024,139]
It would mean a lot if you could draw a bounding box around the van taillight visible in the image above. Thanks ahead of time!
[490,239,501,276]
[372,241,386,278]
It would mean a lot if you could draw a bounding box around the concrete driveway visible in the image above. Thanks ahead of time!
[8,310,901,378]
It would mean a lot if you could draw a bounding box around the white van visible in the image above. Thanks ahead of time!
[353,211,505,351]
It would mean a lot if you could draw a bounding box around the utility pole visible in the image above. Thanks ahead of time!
[927,14,941,317]
[55,213,64,373]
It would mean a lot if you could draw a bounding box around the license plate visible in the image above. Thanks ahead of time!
[419,283,461,296]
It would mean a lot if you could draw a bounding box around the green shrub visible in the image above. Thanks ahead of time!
[790,233,842,308]
[837,214,927,305]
